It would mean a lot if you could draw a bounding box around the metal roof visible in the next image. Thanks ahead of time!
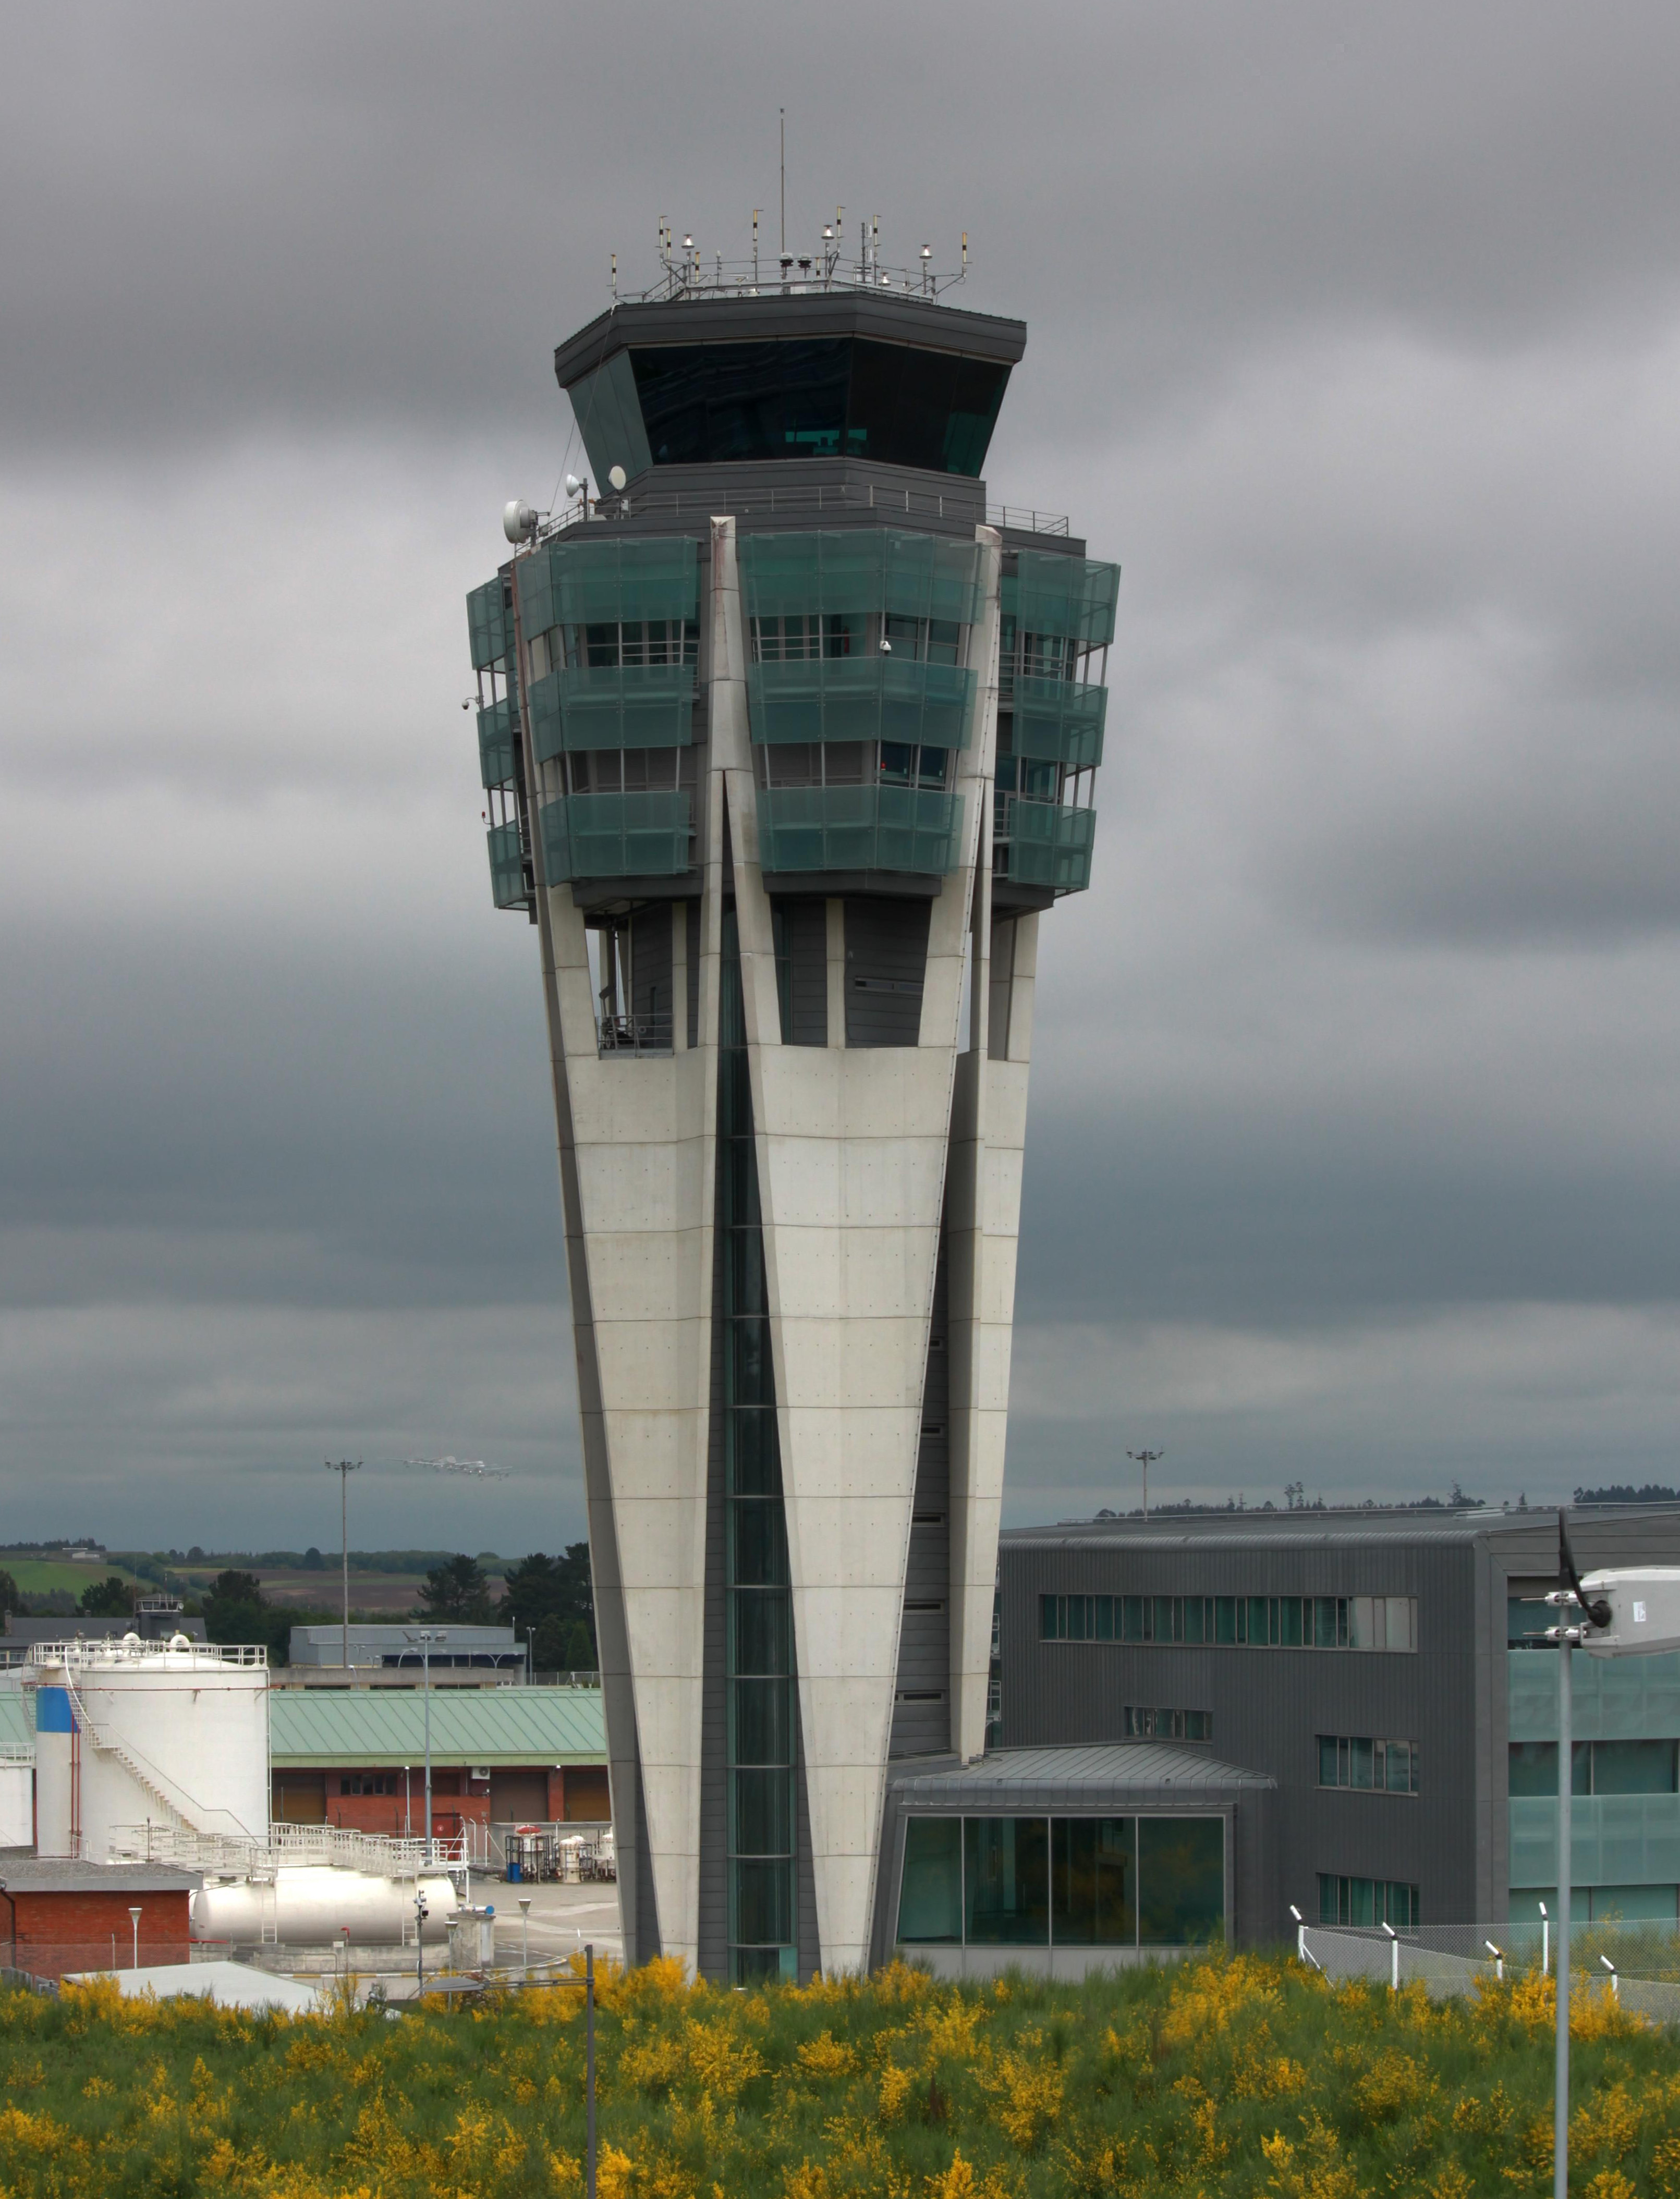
[1004,1504,1680,1559]
[888,1743,1272,1813]
[0,1853,201,1893]
[268,1685,605,1768]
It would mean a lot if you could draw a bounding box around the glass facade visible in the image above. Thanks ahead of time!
[1508,1739,1678,1797]
[1038,1592,1418,1651]
[756,785,962,876]
[1318,1735,1420,1794]
[720,915,799,1983]
[516,536,699,634]
[528,664,698,759]
[1004,554,1122,649]
[485,823,527,911]
[467,574,515,669]
[898,1814,1224,1950]
[628,340,1010,476]
[1123,1707,1212,1741]
[539,790,692,881]
[1010,676,1107,769]
[477,695,519,790]
[1319,1874,1420,1929]
[747,658,975,750]
[994,796,1096,893]
[740,531,985,626]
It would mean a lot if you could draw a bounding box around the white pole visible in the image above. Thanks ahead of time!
[1539,1899,1549,1977]
[128,1905,141,1969]
[520,1895,531,1978]
[1382,1919,1398,1991]
[1555,1629,1572,2199]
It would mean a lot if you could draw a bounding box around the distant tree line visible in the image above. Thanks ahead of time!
[1574,1485,1680,1507]
[412,1547,596,1670]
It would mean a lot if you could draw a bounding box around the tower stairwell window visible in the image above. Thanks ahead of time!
[720,912,799,1983]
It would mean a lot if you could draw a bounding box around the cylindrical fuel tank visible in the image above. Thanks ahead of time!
[193,1867,456,1946]
[31,1635,268,1859]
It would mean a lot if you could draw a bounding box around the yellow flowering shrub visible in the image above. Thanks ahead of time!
[4,1941,1679,2196]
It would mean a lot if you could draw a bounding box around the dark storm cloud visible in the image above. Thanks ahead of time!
[3,2,1680,1540]
[4,4,1679,446]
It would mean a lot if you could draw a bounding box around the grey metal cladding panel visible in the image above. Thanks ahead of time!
[554,296,1029,387]
[628,902,674,1025]
[998,1536,1481,1927]
[845,897,931,1046]
[686,899,701,1050]
[773,897,827,1045]
[891,1696,952,1758]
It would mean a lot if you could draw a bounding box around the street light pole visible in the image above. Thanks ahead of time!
[1126,1449,1163,1522]
[405,1628,447,1862]
[128,1905,141,1970]
[324,1460,362,1673]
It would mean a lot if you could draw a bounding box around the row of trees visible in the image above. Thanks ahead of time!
[413,1547,596,1671]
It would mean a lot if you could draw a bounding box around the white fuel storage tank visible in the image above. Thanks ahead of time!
[193,1868,456,1946]
[32,1636,269,1860]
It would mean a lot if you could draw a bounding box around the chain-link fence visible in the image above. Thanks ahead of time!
[1300,1918,1680,2007]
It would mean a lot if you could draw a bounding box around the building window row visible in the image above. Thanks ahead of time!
[1319,1874,1420,1929]
[1039,1593,1417,1652]
[1508,1739,1680,1797]
[897,1814,1225,1951]
[1318,1736,1419,1795]
[1124,1707,1213,1742]
[338,1774,400,1797]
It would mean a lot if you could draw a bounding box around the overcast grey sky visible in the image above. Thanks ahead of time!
[3,2,1678,1553]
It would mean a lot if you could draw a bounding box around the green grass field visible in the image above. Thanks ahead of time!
[2,1559,142,1598]
[0,1951,1673,2198]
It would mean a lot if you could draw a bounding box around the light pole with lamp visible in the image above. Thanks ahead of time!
[1126,1448,1162,1522]
[1543,1521,1680,2199]
[404,1629,447,1862]
[324,1460,362,1674]
[128,1905,142,1970]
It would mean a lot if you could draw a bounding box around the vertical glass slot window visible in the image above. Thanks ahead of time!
[1319,1875,1420,1930]
[721,910,797,1984]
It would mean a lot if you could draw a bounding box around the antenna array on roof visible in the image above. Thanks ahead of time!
[618,214,970,305]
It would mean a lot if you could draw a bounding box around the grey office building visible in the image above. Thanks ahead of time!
[980,1504,1680,1945]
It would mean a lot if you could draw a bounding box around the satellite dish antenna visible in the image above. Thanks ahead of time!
[503,500,540,544]
[608,465,627,492]
[564,473,586,501]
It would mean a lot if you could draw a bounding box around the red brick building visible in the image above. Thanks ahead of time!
[0,1857,200,1980]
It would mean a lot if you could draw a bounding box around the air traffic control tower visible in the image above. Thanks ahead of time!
[465,235,1117,1981]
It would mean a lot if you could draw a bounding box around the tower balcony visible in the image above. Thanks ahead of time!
[748,658,975,750]
[1006,677,1107,771]
[756,785,963,877]
[528,663,698,760]
[477,695,520,789]
[539,790,695,882]
[485,822,528,910]
[993,795,1095,894]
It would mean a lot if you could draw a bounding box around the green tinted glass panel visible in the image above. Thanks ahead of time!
[1011,551,1121,648]
[756,785,961,876]
[740,530,982,626]
[528,664,697,760]
[748,658,975,749]
[996,798,1095,893]
[1594,1740,1679,1795]
[467,576,514,669]
[1052,1817,1136,1946]
[1011,677,1107,768]
[477,696,519,788]
[964,1816,1049,1946]
[898,1817,963,1944]
[486,822,526,910]
[1138,1817,1224,1946]
[567,348,655,488]
[539,790,692,881]
[517,536,700,636]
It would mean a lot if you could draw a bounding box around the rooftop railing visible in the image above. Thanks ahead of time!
[533,482,1068,541]
[28,1639,267,1670]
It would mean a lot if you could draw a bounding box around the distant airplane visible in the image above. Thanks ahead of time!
[402,1455,512,1482]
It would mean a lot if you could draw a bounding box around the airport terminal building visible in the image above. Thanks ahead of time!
[992,1504,1680,1941]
